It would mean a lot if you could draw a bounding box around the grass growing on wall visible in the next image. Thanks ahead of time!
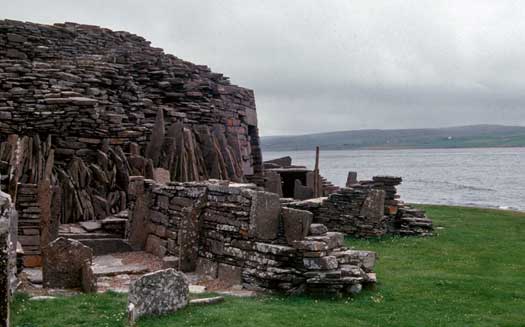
[11,205,525,327]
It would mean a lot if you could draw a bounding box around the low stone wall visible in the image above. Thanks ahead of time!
[1,191,17,327]
[128,179,377,295]
[288,176,433,238]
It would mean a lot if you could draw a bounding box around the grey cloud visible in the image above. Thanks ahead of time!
[4,0,525,135]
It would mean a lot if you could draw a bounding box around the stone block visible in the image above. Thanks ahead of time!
[128,269,189,324]
[282,207,313,245]
[303,256,338,270]
[309,223,328,236]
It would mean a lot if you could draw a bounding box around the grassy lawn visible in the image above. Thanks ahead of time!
[11,205,525,327]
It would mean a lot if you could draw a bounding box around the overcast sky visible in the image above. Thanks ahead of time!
[4,1,525,135]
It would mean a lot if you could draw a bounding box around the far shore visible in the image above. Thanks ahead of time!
[263,145,525,153]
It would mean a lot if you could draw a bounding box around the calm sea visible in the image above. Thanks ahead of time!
[264,147,525,211]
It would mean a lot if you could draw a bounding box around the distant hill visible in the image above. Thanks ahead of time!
[261,125,525,151]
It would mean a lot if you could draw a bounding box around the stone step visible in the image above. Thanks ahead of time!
[60,232,120,240]
[77,238,133,255]
[92,264,149,277]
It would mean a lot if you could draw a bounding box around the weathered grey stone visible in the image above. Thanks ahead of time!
[190,296,225,305]
[309,223,328,236]
[303,256,338,270]
[128,177,149,250]
[282,207,313,245]
[217,263,242,287]
[336,250,377,272]
[249,191,281,240]
[42,237,93,289]
[79,221,101,232]
[0,192,12,327]
[360,189,386,220]
[128,269,189,324]
[294,179,314,200]
[195,257,218,278]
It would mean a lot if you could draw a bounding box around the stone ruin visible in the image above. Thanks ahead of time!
[0,19,263,267]
[124,178,376,295]
[267,158,433,237]
[0,19,433,323]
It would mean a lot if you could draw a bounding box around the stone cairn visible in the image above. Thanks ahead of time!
[128,179,377,296]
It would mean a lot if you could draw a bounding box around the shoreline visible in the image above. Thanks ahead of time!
[263,145,525,153]
[410,202,525,214]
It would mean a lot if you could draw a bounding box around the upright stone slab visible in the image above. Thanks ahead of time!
[128,269,189,324]
[346,172,358,187]
[282,207,313,245]
[127,177,149,250]
[360,189,386,220]
[248,191,281,240]
[0,191,14,327]
[42,237,93,289]
[145,108,165,166]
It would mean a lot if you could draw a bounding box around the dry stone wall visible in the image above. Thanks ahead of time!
[0,19,263,227]
[128,179,377,296]
[289,176,433,237]
[0,19,265,268]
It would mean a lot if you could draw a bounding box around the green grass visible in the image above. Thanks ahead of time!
[11,205,525,326]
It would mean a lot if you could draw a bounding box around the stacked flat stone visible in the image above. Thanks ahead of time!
[128,179,377,296]
[14,184,41,266]
[392,207,433,236]
[289,185,386,237]
[366,176,433,236]
[0,20,262,183]
[370,176,403,209]
[288,176,433,238]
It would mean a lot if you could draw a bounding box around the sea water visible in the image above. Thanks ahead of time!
[264,147,525,211]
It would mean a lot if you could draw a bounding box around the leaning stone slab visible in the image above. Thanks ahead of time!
[128,269,189,325]
[42,237,93,289]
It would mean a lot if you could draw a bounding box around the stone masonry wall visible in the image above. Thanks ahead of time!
[128,179,377,296]
[289,176,433,237]
[0,19,262,181]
